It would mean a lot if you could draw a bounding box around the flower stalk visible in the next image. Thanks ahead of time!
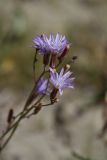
[0,33,75,152]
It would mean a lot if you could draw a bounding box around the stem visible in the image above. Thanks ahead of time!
[0,110,24,140]
[0,122,17,141]
[0,123,18,151]
[14,111,23,119]
[0,94,45,152]
[33,50,38,82]
[0,68,50,152]
[23,66,46,110]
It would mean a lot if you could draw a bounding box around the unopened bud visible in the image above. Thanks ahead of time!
[58,44,70,61]
[64,64,70,71]
[50,55,57,68]
[7,109,14,124]
[71,56,77,63]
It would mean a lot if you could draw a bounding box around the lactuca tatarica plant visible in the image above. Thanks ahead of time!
[0,33,75,152]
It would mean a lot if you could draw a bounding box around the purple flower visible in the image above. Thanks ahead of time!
[36,78,48,94]
[33,33,70,55]
[50,68,74,95]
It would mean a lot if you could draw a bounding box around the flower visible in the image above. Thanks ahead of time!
[50,68,74,95]
[33,33,70,56]
[36,78,48,94]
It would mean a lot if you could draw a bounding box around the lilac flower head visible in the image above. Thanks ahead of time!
[33,33,70,55]
[50,68,74,95]
[36,78,48,94]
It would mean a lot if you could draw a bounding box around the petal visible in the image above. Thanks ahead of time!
[49,33,54,42]
[62,71,71,80]
[55,33,60,44]
[59,88,63,95]
[59,68,64,77]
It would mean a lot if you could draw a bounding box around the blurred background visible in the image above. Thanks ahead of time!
[0,0,107,160]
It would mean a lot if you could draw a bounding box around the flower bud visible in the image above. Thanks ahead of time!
[50,55,57,68]
[7,109,14,124]
[64,64,70,72]
[58,44,70,61]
